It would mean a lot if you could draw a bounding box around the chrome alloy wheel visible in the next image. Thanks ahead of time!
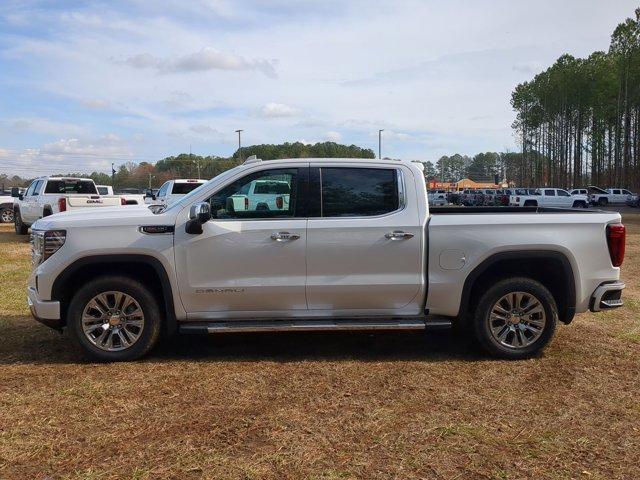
[488,292,546,349]
[1,209,13,223]
[81,291,145,352]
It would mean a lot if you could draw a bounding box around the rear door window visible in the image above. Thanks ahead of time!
[544,189,556,196]
[320,167,399,217]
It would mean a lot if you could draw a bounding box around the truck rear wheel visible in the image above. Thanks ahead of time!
[598,198,608,207]
[523,200,537,207]
[473,277,557,359]
[67,276,162,361]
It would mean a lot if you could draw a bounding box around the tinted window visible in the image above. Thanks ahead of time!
[208,168,298,219]
[544,189,555,196]
[45,180,97,194]
[612,189,621,194]
[321,167,399,217]
[97,186,109,195]
[558,190,570,197]
[172,182,204,195]
[623,190,631,195]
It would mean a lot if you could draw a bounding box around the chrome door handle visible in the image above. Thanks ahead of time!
[385,231,414,240]
[271,231,300,241]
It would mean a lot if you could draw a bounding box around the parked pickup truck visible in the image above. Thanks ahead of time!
[509,188,589,208]
[26,157,626,362]
[13,177,124,234]
[588,186,636,206]
[150,179,206,207]
[228,178,291,212]
[96,185,146,206]
[0,192,15,223]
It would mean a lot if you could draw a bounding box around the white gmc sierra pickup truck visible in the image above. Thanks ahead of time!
[13,177,124,234]
[26,158,626,361]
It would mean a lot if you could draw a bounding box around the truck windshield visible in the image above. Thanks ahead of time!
[45,180,98,195]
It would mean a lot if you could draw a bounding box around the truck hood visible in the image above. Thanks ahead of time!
[33,205,178,230]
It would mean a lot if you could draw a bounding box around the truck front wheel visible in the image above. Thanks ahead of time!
[14,209,28,235]
[67,276,162,361]
[473,277,557,359]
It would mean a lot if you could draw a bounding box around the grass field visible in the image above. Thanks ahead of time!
[0,216,639,480]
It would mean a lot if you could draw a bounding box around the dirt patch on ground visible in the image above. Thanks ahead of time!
[0,217,639,479]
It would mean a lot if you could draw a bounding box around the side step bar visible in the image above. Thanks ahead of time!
[179,318,452,334]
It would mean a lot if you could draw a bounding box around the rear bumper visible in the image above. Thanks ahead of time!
[27,286,63,330]
[590,281,625,312]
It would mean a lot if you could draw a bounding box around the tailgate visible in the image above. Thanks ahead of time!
[66,196,122,209]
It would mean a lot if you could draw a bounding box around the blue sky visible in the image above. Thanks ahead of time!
[0,0,638,176]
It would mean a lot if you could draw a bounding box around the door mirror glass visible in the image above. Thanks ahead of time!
[11,187,20,198]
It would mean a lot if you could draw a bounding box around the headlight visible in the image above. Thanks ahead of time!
[31,230,66,265]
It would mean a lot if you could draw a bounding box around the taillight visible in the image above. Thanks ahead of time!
[58,197,66,212]
[121,197,126,205]
[606,224,626,267]
[244,197,249,210]
[276,196,283,209]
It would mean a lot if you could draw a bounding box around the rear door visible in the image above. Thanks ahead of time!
[543,189,557,207]
[306,164,423,313]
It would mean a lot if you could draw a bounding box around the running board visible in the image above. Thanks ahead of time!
[179,318,452,334]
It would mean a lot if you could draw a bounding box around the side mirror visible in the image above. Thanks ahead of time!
[186,202,211,234]
[11,187,19,198]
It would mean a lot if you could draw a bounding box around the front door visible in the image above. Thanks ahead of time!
[306,164,423,313]
[174,167,308,316]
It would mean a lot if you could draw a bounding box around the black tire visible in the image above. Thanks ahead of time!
[598,198,608,207]
[572,201,586,208]
[0,207,14,224]
[14,209,28,235]
[472,277,558,359]
[523,200,537,207]
[67,276,163,362]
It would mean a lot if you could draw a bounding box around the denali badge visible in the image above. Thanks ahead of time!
[196,288,245,294]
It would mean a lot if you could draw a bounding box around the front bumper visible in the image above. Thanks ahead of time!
[27,286,63,330]
[590,281,625,312]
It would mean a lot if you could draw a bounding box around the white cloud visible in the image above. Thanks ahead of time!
[513,61,543,74]
[259,102,298,118]
[4,117,86,136]
[122,47,277,78]
[324,131,342,142]
[80,98,111,110]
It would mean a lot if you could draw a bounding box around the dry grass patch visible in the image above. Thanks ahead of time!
[0,217,639,479]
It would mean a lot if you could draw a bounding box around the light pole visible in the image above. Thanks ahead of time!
[378,129,384,159]
[235,129,243,159]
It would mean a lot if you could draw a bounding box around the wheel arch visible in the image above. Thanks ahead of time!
[51,254,177,335]
[459,250,576,325]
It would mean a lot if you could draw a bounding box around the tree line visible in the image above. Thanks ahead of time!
[511,8,640,189]
[1,142,375,190]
